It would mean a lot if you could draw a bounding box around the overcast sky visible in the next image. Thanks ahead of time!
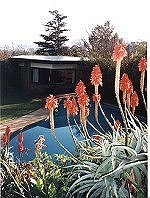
[0,0,149,49]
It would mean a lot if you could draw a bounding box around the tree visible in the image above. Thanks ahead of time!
[127,41,147,60]
[87,21,121,59]
[0,45,35,61]
[71,21,121,61]
[34,10,69,55]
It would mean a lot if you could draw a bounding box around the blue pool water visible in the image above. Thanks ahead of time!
[9,102,146,162]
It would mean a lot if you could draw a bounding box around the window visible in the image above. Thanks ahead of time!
[32,68,39,83]
[50,69,76,85]
[31,68,76,85]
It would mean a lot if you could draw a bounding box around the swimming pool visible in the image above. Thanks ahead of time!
[10,102,145,162]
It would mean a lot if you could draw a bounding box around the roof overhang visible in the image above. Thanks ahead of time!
[12,55,87,63]
[30,62,77,69]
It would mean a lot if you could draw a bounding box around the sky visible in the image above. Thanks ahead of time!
[0,0,149,49]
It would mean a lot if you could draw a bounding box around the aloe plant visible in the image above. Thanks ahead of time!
[44,44,147,197]
[65,108,147,197]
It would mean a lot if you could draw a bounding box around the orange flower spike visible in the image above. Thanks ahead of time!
[112,43,127,96]
[77,93,89,125]
[77,93,90,108]
[112,43,127,62]
[138,57,147,72]
[45,95,58,110]
[120,74,130,92]
[45,95,58,132]
[138,57,147,93]
[18,133,23,143]
[18,143,24,153]
[120,73,130,104]
[126,80,133,95]
[91,65,102,94]
[63,96,71,108]
[75,80,86,97]
[2,133,8,145]
[131,91,139,115]
[71,98,78,117]
[5,126,11,142]
[64,96,72,117]
[126,80,133,109]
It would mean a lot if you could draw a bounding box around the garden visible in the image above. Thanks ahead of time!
[0,43,147,198]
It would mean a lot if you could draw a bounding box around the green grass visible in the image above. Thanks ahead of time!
[0,96,44,124]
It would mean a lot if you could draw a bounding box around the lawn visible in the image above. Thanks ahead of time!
[0,96,44,124]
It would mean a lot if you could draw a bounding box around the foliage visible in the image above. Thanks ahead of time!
[65,108,147,197]
[34,10,69,56]
[69,21,121,61]
[126,41,147,62]
[0,45,35,60]
[1,144,71,198]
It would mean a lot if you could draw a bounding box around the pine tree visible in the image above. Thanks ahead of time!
[34,10,69,55]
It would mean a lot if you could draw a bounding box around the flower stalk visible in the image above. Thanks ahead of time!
[138,57,147,109]
[112,43,128,146]
[115,59,121,96]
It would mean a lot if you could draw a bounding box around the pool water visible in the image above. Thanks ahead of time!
[10,102,145,162]
[10,123,82,162]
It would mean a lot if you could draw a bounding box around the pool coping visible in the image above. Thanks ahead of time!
[0,101,146,136]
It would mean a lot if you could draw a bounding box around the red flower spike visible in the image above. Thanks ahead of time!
[64,97,71,108]
[18,143,24,153]
[45,95,58,110]
[131,91,139,108]
[126,80,133,109]
[94,135,101,141]
[5,126,10,136]
[2,134,8,145]
[71,98,78,117]
[77,93,90,107]
[120,73,130,92]
[138,57,147,93]
[138,57,147,72]
[90,65,102,86]
[126,80,133,95]
[93,94,101,103]
[18,133,23,143]
[64,97,78,117]
[120,73,131,104]
[75,80,86,97]
[64,97,72,115]
[5,126,11,142]
[112,42,127,62]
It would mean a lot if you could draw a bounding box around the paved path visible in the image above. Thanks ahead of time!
[0,93,75,135]
[0,108,48,134]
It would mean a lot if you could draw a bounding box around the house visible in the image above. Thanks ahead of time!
[10,55,87,96]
